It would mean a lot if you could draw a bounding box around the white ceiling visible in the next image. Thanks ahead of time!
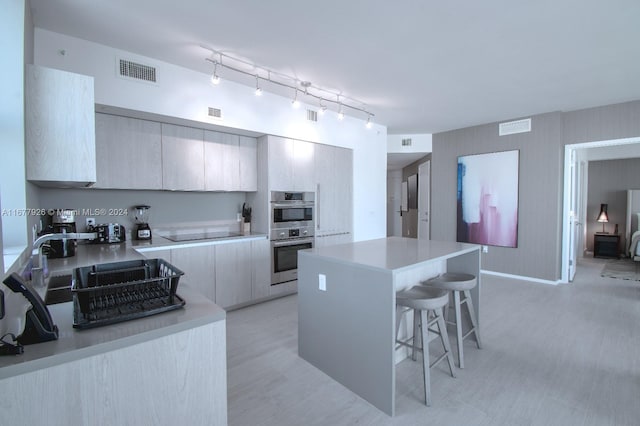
[28,0,640,136]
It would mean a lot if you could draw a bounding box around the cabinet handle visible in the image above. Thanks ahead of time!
[316,183,320,230]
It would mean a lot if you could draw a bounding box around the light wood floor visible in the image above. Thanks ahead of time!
[226,256,640,425]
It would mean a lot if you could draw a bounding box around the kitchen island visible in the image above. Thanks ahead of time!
[297,237,481,416]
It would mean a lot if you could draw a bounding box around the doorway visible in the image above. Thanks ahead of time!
[418,161,430,239]
[561,137,640,282]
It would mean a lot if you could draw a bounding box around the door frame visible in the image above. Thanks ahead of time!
[417,161,430,239]
[561,136,640,283]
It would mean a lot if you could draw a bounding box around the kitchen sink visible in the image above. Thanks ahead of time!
[44,274,73,305]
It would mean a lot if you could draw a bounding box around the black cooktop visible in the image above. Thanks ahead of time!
[163,231,243,242]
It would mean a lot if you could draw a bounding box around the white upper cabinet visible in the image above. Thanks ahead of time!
[268,136,315,192]
[204,130,258,192]
[25,65,96,187]
[94,113,163,189]
[161,123,205,191]
[239,136,258,191]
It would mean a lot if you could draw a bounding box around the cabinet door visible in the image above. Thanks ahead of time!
[268,136,295,191]
[94,114,163,189]
[239,136,258,191]
[170,245,216,302]
[204,130,239,191]
[215,242,252,308]
[161,124,204,191]
[251,239,271,300]
[315,144,353,234]
[25,65,96,186]
[292,140,316,191]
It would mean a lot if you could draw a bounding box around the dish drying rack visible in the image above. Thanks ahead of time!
[72,258,185,329]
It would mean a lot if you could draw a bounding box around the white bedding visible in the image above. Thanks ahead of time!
[630,230,640,259]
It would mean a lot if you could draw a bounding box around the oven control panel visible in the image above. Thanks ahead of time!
[271,226,314,241]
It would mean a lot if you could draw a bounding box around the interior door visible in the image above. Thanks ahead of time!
[568,150,579,281]
[418,161,430,240]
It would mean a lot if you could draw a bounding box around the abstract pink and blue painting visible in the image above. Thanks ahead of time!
[457,150,519,248]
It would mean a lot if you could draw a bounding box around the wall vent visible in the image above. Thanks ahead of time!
[118,59,157,83]
[306,109,318,122]
[401,138,412,146]
[208,107,222,119]
[499,118,531,136]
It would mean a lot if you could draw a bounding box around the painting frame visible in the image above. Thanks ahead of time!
[456,149,520,248]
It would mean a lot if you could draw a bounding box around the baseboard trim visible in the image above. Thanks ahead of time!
[481,269,561,286]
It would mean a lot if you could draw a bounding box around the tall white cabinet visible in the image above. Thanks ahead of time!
[25,65,96,187]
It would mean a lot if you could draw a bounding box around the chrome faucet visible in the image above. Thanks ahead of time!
[31,232,97,287]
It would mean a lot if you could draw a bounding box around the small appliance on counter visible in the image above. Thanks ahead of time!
[133,205,152,240]
[41,209,77,258]
[90,223,126,244]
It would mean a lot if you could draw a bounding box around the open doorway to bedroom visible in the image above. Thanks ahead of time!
[562,137,640,282]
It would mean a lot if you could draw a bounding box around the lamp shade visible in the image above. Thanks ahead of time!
[597,204,609,223]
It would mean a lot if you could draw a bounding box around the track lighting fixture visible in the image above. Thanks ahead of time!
[203,48,374,122]
[366,115,372,129]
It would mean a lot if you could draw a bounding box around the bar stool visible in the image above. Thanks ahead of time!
[395,285,456,406]
[422,272,481,368]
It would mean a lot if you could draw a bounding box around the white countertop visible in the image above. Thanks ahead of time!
[301,237,480,272]
[0,284,225,379]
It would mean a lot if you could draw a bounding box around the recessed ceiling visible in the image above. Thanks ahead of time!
[28,0,640,134]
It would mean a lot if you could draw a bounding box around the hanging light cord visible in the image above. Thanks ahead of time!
[203,47,373,119]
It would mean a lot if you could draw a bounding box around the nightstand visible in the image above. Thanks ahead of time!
[593,233,620,259]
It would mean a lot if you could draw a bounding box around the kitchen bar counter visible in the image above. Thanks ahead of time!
[0,284,228,425]
[298,237,481,416]
[0,284,225,378]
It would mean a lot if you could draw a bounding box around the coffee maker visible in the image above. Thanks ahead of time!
[42,209,77,258]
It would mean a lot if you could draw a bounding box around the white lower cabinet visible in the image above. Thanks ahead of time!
[170,245,216,302]
[166,238,280,309]
[251,238,271,300]
[215,241,252,308]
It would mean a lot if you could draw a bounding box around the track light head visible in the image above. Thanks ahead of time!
[292,90,300,108]
[211,62,220,85]
[255,75,262,96]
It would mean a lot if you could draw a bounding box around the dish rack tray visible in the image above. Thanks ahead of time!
[72,258,185,329]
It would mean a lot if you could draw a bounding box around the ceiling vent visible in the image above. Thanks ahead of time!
[118,58,157,83]
[208,107,222,119]
[401,138,412,146]
[499,118,531,136]
[306,109,318,122]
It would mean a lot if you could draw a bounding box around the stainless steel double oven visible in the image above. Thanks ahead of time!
[270,191,314,285]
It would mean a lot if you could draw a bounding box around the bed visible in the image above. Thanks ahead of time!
[628,212,640,260]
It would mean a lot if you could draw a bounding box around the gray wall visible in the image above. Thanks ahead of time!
[586,158,640,251]
[432,100,640,281]
[432,112,564,281]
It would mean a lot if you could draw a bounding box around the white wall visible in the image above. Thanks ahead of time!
[387,133,432,153]
[0,0,27,250]
[34,29,388,242]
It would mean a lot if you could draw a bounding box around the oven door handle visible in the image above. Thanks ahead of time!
[272,238,314,247]
[271,202,314,208]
